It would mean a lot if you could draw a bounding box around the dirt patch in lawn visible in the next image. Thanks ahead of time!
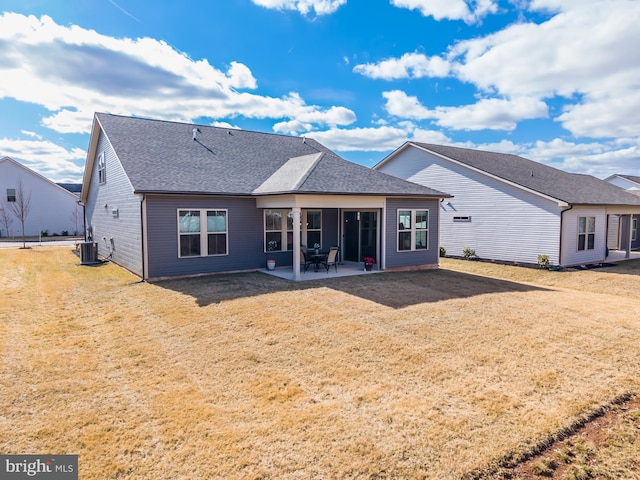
[504,394,640,479]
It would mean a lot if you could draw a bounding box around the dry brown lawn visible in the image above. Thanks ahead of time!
[1,247,640,479]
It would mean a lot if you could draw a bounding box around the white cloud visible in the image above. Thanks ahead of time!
[251,0,346,16]
[520,138,640,178]
[0,137,86,182]
[383,90,547,130]
[0,13,354,134]
[353,52,450,80]
[390,0,498,24]
[449,0,640,137]
[382,90,434,120]
[360,1,640,140]
[300,122,452,152]
[20,130,42,140]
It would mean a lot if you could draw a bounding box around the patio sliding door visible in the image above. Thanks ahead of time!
[343,211,377,263]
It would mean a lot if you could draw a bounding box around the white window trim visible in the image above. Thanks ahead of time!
[397,209,429,252]
[6,188,16,202]
[577,216,596,251]
[177,208,228,258]
[97,152,106,185]
[264,209,293,252]
[302,209,322,249]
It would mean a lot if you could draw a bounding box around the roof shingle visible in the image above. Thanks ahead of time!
[96,113,448,198]
[410,142,640,206]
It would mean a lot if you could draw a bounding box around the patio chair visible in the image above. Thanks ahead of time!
[321,246,339,273]
[300,247,313,273]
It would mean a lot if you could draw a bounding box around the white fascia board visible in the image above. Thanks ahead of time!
[80,116,102,203]
[255,194,385,209]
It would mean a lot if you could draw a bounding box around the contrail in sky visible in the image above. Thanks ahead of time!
[107,0,144,24]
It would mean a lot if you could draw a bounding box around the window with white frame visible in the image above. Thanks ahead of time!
[633,218,637,242]
[264,209,293,252]
[178,209,228,257]
[304,210,322,248]
[97,152,106,184]
[6,188,16,202]
[398,209,428,251]
[577,216,595,251]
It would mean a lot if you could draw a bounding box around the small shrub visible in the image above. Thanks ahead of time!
[462,247,476,259]
[439,246,446,257]
[555,446,575,464]
[40,230,49,237]
[531,458,557,477]
[62,230,69,236]
[564,465,593,480]
[537,254,552,269]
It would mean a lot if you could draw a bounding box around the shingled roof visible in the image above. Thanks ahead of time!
[92,113,448,198]
[407,142,640,206]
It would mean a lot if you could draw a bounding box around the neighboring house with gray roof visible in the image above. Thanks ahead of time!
[605,174,640,195]
[375,142,640,267]
[604,174,640,250]
[80,113,450,280]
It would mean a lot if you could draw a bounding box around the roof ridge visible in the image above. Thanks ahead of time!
[252,152,324,194]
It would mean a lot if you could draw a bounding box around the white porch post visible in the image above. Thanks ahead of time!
[292,207,301,280]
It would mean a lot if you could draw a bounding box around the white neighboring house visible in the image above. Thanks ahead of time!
[0,156,82,238]
[375,143,640,267]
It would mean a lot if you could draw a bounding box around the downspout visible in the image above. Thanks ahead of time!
[140,195,147,281]
[559,204,574,267]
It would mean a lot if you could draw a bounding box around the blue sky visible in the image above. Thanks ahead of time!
[1,0,639,183]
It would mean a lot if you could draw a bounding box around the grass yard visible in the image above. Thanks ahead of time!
[1,247,640,479]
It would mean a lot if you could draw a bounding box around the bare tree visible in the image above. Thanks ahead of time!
[0,200,13,238]
[8,180,32,248]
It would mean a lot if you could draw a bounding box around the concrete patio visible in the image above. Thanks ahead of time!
[259,260,383,282]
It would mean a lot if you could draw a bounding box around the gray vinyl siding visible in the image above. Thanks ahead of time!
[85,130,143,276]
[379,148,564,265]
[145,195,264,278]
[384,197,440,269]
[144,198,342,278]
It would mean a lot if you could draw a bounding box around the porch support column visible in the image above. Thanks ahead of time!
[626,214,633,259]
[292,207,302,280]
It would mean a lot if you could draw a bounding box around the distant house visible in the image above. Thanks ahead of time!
[605,174,640,250]
[0,156,82,238]
[375,143,640,267]
[80,114,450,280]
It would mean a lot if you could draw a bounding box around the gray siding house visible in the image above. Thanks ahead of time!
[375,143,640,267]
[80,114,449,280]
[605,174,640,250]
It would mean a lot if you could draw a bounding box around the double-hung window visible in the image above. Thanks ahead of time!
[577,216,595,251]
[97,152,106,184]
[398,210,429,251]
[178,209,228,257]
[6,188,16,202]
[304,210,322,248]
[265,209,293,252]
[632,218,637,242]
